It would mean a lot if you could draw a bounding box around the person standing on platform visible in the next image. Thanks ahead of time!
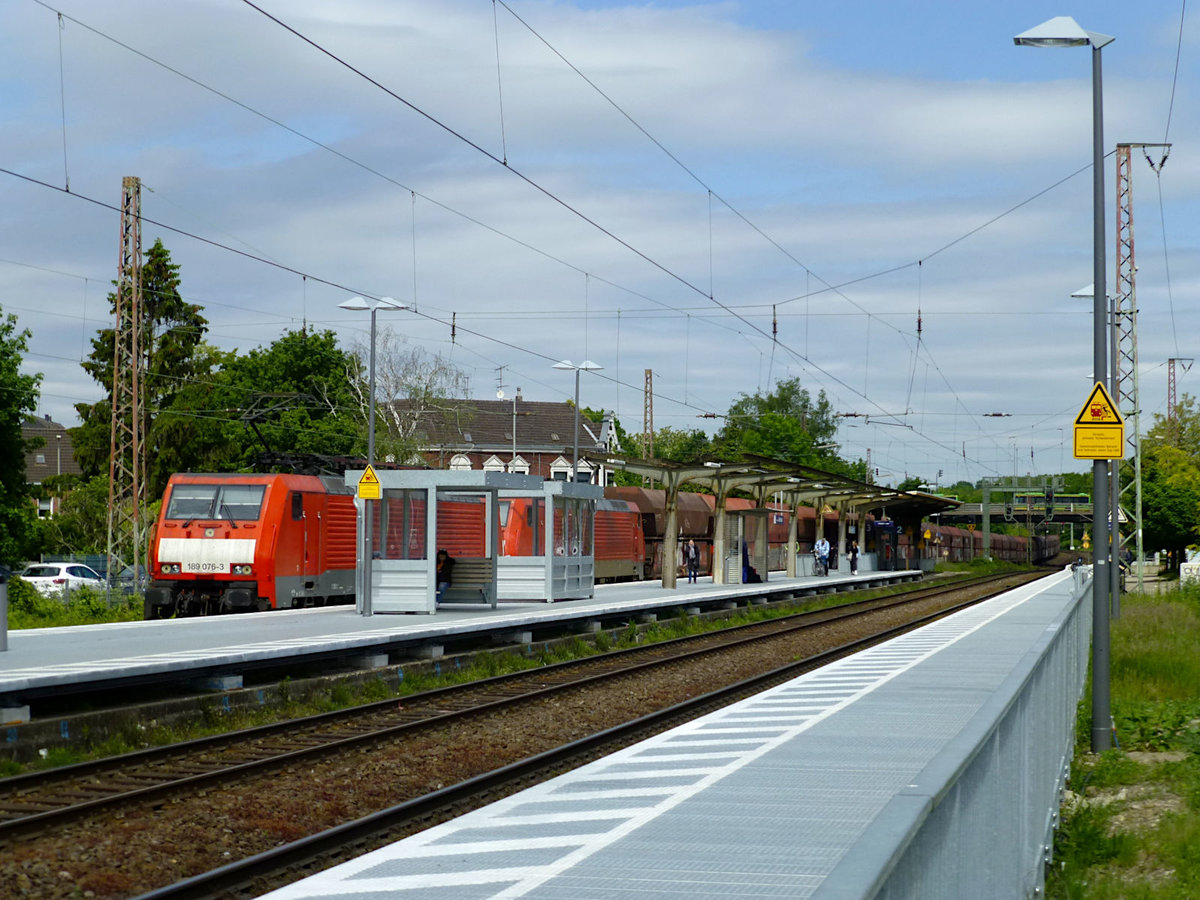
[435,549,454,603]
[849,539,859,575]
[684,538,700,583]
[814,535,830,575]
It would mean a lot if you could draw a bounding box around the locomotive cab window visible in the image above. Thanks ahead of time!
[165,483,266,521]
[291,492,304,521]
[165,484,218,519]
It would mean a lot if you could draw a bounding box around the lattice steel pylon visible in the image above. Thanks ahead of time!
[106,176,146,586]
[642,368,654,458]
[1168,357,1193,443]
[1115,143,1169,593]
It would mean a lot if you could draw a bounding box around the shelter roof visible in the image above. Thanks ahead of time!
[593,452,959,517]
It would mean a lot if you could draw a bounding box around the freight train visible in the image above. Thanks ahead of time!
[144,472,1060,617]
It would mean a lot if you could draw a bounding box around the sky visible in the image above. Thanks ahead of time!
[2,0,1197,490]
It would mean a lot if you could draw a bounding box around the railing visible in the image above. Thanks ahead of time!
[814,568,1092,899]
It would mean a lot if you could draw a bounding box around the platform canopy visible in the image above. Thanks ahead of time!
[592,452,959,518]
[591,452,958,587]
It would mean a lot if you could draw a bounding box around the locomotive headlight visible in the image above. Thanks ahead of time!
[232,564,253,575]
[161,563,181,574]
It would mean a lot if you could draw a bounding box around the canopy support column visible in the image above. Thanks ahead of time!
[661,472,683,589]
[836,501,849,567]
[711,484,731,585]
[786,496,799,577]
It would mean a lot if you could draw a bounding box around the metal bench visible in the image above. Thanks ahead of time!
[440,557,497,608]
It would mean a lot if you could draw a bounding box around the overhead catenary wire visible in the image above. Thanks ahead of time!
[27,6,1083,360]
[233,0,954,433]
[0,163,1032,476]
[11,3,1117,476]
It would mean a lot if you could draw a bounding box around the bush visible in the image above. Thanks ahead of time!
[5,576,43,613]
[6,581,141,629]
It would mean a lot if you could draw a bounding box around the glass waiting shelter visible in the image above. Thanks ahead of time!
[721,508,770,585]
[496,479,603,602]
[344,469,601,613]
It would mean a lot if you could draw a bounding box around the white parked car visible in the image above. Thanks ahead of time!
[19,563,105,597]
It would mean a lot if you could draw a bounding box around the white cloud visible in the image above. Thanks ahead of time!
[1,0,1196,486]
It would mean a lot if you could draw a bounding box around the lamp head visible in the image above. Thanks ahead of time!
[339,295,410,312]
[1014,16,1113,49]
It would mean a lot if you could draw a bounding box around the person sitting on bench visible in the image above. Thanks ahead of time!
[435,549,454,603]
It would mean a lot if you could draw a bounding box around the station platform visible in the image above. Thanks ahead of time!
[0,567,918,707]
[259,568,1085,900]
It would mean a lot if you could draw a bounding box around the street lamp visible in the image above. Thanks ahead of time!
[1016,15,1114,753]
[553,359,603,482]
[497,387,522,471]
[339,295,409,616]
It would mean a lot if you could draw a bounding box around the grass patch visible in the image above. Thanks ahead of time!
[1047,584,1200,899]
[935,557,1031,576]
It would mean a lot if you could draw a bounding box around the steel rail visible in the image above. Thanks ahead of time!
[131,577,1030,900]
[0,573,1029,839]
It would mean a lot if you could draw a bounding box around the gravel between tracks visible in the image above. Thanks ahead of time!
[2,580,1027,899]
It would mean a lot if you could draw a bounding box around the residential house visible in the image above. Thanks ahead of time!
[21,415,83,517]
[396,398,613,483]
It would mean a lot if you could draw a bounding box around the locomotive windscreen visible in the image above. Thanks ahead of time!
[165,483,267,521]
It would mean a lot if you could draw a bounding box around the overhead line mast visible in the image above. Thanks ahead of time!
[1115,143,1169,594]
[107,176,146,587]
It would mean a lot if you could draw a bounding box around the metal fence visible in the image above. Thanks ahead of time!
[817,569,1092,900]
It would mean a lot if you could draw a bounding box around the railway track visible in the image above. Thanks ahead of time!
[0,571,1044,899]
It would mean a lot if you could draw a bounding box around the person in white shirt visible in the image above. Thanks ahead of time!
[814,536,830,574]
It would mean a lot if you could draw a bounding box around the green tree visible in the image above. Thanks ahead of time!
[34,474,110,555]
[1140,444,1200,567]
[145,343,238,491]
[218,328,361,464]
[714,378,851,473]
[650,426,713,463]
[345,328,470,463]
[1139,395,1200,567]
[0,309,41,564]
[74,238,213,495]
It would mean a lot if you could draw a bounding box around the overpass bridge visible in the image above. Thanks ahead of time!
[932,500,1126,526]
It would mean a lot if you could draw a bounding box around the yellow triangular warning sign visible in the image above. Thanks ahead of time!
[359,465,380,485]
[1074,382,1123,426]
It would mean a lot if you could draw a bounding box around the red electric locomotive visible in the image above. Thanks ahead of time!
[145,472,358,618]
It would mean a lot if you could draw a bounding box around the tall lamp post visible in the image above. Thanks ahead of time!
[1016,16,1114,752]
[553,360,603,482]
[339,295,409,615]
